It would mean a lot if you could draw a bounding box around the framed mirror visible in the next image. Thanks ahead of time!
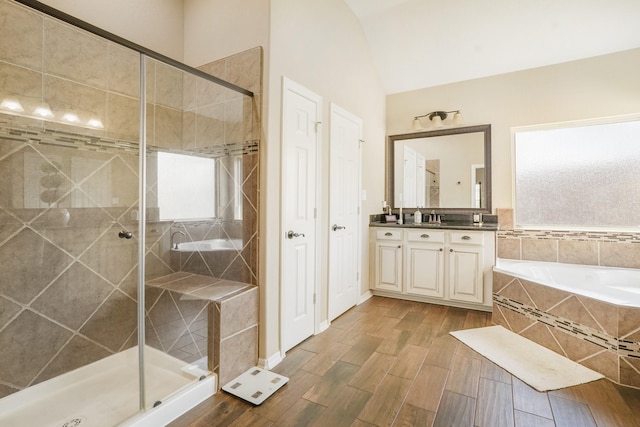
[386,124,491,213]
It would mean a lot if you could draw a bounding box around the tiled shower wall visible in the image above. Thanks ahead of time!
[0,0,261,398]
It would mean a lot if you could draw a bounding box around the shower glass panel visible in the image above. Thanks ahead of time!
[0,1,141,424]
[143,54,253,401]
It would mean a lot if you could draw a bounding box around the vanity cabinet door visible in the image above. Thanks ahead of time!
[374,241,403,292]
[448,245,483,303]
[405,243,444,297]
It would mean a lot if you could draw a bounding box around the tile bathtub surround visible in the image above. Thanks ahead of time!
[493,272,640,389]
[496,208,640,268]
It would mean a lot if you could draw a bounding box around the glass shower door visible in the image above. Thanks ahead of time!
[0,1,142,424]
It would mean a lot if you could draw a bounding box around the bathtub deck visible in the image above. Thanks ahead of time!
[170,296,640,427]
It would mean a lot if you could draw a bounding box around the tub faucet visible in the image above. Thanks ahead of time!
[171,230,186,249]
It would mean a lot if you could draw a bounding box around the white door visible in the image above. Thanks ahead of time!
[403,146,417,208]
[281,78,320,352]
[328,104,362,320]
[415,154,426,207]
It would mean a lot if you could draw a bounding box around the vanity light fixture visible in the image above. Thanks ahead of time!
[412,110,463,130]
[0,96,25,113]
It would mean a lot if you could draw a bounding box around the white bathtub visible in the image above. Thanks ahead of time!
[494,258,640,308]
[173,238,242,252]
[0,346,215,427]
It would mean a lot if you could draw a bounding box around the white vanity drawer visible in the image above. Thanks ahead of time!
[450,231,484,245]
[376,229,402,240]
[406,230,445,243]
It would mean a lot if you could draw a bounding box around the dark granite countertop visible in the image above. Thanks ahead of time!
[369,221,498,231]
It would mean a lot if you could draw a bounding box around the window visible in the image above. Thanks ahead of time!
[513,116,640,230]
[157,151,216,221]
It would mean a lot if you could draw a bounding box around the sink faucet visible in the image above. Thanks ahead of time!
[171,230,186,249]
[428,210,442,224]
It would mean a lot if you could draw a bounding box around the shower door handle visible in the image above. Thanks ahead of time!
[118,230,133,239]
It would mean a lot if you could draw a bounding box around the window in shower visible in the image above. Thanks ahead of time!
[513,115,640,230]
[157,151,217,220]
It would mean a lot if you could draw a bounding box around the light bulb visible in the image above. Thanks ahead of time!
[62,111,80,123]
[1,97,24,112]
[33,103,54,118]
[87,117,104,129]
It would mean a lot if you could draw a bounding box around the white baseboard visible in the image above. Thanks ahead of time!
[358,291,373,305]
[257,351,284,370]
[318,320,330,333]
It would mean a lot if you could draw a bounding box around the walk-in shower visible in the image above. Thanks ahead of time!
[0,0,259,425]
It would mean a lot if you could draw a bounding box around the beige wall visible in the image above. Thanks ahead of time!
[183,0,269,67]
[267,0,386,362]
[39,0,184,61]
[386,48,640,212]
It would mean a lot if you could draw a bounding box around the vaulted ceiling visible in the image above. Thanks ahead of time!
[344,0,640,94]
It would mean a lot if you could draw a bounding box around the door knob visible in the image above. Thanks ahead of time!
[118,230,133,239]
[332,224,346,231]
[287,230,305,239]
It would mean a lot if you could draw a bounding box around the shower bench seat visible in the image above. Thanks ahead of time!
[146,272,258,387]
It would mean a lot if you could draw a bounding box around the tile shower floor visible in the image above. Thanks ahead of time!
[0,346,211,427]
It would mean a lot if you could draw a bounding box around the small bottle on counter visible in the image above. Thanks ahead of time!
[414,207,422,224]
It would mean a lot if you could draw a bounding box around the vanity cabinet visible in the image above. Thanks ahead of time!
[374,229,403,292]
[370,227,495,311]
[405,230,445,298]
[448,231,484,304]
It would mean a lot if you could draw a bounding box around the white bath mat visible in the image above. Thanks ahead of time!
[222,367,289,405]
[450,325,604,392]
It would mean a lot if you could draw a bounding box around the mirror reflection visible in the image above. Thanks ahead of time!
[387,124,491,212]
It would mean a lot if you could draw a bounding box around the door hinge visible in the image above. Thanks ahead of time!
[314,121,322,133]
[313,293,316,304]
[314,208,317,219]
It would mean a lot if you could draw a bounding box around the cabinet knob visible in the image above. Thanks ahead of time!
[420,234,429,238]
[385,232,393,236]
[462,235,471,240]
[397,245,401,249]
[439,248,443,251]
[450,248,454,252]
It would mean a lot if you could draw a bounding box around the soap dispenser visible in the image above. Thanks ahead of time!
[414,207,422,224]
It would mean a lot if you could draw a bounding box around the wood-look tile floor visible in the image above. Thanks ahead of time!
[170,296,640,427]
